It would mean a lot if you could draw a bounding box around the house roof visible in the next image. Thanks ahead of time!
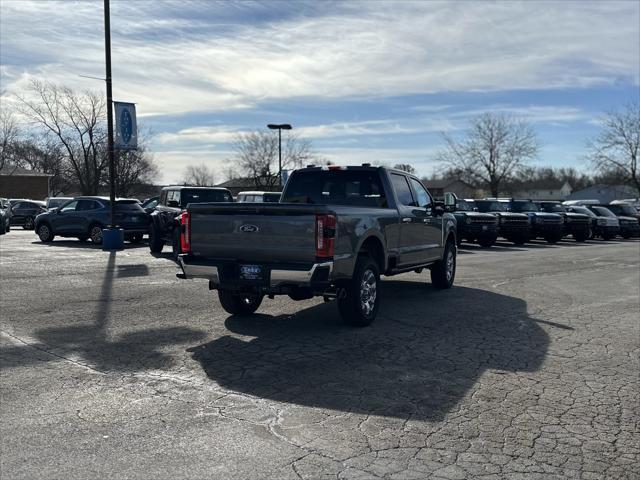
[0,165,52,177]
[516,179,569,191]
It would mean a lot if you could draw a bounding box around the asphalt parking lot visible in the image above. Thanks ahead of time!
[1,230,638,480]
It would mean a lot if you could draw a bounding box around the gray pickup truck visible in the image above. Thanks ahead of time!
[177,165,458,326]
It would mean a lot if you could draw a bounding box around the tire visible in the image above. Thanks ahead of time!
[477,235,497,248]
[129,233,143,243]
[621,233,631,240]
[544,234,561,244]
[512,236,527,245]
[171,227,182,260]
[218,290,264,315]
[574,231,588,242]
[337,256,380,327]
[37,223,54,242]
[602,233,613,241]
[148,224,164,253]
[89,224,103,245]
[431,239,456,289]
[23,216,35,230]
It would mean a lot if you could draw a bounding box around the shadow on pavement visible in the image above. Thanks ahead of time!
[189,282,554,421]
[1,251,205,373]
[31,239,148,250]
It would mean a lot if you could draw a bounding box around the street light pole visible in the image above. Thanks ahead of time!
[104,0,115,228]
[267,123,292,188]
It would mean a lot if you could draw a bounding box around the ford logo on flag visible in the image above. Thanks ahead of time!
[239,224,259,233]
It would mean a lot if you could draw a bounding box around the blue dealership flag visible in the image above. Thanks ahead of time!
[114,101,137,150]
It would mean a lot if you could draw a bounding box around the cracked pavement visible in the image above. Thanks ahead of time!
[1,230,638,479]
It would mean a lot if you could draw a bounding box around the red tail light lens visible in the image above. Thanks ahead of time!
[180,212,191,253]
[316,214,336,259]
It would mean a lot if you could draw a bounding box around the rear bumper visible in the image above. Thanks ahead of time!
[177,255,333,292]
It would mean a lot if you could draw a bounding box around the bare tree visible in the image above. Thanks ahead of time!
[181,162,216,186]
[588,102,640,195]
[393,163,416,174]
[0,108,20,172]
[230,131,315,190]
[16,80,107,195]
[439,113,539,197]
[12,135,69,195]
[114,142,159,197]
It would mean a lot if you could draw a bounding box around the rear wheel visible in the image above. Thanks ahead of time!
[89,224,103,245]
[37,223,54,242]
[431,239,456,289]
[337,256,380,327]
[23,216,35,230]
[218,290,264,315]
[148,224,164,253]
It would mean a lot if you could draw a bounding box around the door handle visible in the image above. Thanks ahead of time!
[402,217,412,223]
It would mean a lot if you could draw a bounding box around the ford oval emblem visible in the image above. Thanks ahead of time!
[240,224,259,233]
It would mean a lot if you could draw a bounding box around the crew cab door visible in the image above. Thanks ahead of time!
[390,173,436,266]
[408,177,442,261]
[155,189,181,238]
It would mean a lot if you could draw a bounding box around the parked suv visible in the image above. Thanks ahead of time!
[536,201,591,242]
[448,197,498,247]
[564,205,620,240]
[500,199,564,243]
[149,186,234,258]
[600,203,640,238]
[8,199,47,230]
[45,197,73,210]
[474,200,530,244]
[35,197,149,244]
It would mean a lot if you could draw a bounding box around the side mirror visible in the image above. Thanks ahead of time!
[443,192,457,208]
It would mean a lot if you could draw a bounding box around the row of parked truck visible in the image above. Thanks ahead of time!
[4,165,639,327]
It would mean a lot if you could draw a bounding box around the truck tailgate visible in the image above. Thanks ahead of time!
[188,203,329,263]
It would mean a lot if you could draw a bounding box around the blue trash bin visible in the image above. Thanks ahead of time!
[102,228,124,250]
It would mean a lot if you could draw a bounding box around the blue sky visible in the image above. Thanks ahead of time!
[1,0,638,183]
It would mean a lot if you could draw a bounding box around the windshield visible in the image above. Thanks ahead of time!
[569,206,595,217]
[115,201,145,212]
[47,198,70,208]
[456,200,475,212]
[608,204,637,216]
[475,201,507,212]
[510,201,539,213]
[182,189,233,205]
[539,203,565,213]
[592,206,616,218]
[282,170,387,207]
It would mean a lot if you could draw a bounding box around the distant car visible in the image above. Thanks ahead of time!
[8,199,47,230]
[45,196,73,210]
[498,199,564,244]
[34,196,149,244]
[564,205,619,240]
[449,198,498,247]
[536,201,591,242]
[148,186,234,258]
[597,203,640,238]
[236,191,282,203]
[474,200,530,244]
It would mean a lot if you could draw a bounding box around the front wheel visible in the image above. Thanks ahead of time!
[218,290,264,315]
[337,257,380,327]
[431,240,456,289]
[544,234,562,244]
[23,216,35,230]
[477,235,497,248]
[621,233,631,239]
[148,224,164,253]
[574,231,588,242]
[37,223,54,242]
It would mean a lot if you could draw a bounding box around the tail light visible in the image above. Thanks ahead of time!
[316,214,336,259]
[180,212,191,253]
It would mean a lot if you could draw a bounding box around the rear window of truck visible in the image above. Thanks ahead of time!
[182,189,233,205]
[282,170,388,208]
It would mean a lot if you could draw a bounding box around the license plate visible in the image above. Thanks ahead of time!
[482,225,488,231]
[239,265,263,281]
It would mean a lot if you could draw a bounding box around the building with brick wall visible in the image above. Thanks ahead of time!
[0,166,52,200]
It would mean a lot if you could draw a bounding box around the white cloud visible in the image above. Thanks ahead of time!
[1,1,637,117]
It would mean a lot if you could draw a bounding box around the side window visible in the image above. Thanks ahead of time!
[390,174,416,207]
[60,201,79,212]
[166,190,180,205]
[409,178,432,208]
[77,200,100,211]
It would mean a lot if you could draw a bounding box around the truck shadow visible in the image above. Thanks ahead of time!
[189,282,552,421]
